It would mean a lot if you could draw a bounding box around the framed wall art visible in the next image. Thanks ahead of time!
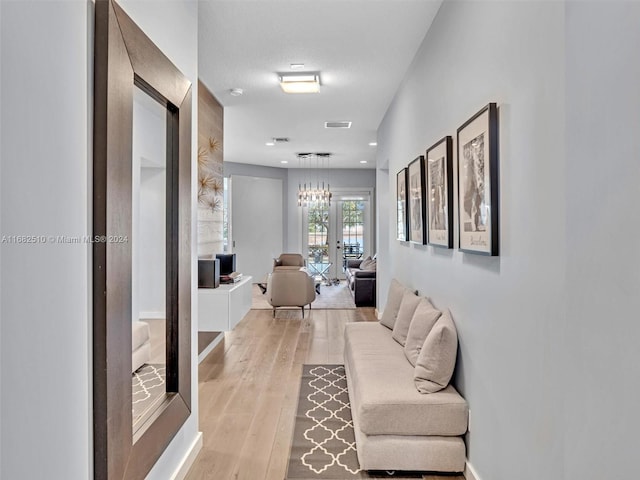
[408,156,426,244]
[425,136,453,248]
[457,103,499,256]
[396,168,408,241]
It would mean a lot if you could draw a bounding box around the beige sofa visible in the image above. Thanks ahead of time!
[132,321,150,372]
[344,279,468,473]
[267,269,316,317]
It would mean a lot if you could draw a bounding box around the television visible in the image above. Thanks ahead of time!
[215,253,236,276]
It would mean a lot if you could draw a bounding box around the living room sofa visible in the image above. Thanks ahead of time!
[132,321,150,373]
[344,279,468,473]
[345,256,376,307]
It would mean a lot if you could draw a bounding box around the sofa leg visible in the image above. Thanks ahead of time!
[301,306,305,318]
[273,308,276,318]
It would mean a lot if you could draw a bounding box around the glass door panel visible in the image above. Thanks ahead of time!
[340,200,365,274]
[307,203,331,283]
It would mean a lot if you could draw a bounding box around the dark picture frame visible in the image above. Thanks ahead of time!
[408,156,426,244]
[93,1,192,478]
[425,136,453,248]
[396,168,409,241]
[457,103,499,256]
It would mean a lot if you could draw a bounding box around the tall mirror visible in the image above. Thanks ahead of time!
[93,1,192,478]
[131,86,168,430]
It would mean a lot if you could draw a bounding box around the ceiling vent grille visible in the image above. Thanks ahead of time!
[324,121,352,129]
[273,137,290,143]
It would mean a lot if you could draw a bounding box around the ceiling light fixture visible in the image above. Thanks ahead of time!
[279,73,320,94]
[281,160,288,164]
[265,142,275,146]
[368,142,377,146]
[325,121,352,129]
[360,160,368,164]
[230,88,243,96]
[290,63,305,70]
[297,153,332,207]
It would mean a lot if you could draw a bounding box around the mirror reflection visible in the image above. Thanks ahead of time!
[131,86,167,429]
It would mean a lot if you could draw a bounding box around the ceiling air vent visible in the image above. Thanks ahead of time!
[324,121,352,129]
[273,137,290,143]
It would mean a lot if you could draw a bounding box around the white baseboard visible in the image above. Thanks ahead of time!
[465,460,481,480]
[171,431,203,480]
[375,308,381,320]
[198,333,224,364]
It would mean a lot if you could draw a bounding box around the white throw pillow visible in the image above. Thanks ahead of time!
[403,298,442,366]
[379,278,406,330]
[359,256,373,269]
[391,291,422,346]
[414,310,458,394]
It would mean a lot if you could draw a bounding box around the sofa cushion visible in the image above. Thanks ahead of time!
[379,278,406,330]
[361,257,377,271]
[391,291,422,346]
[132,321,150,351]
[345,322,468,436]
[415,310,458,394]
[404,298,442,366]
[359,256,373,269]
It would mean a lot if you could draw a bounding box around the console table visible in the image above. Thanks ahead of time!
[198,275,253,332]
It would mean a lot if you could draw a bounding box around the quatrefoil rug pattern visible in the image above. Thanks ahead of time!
[286,365,361,479]
[132,364,166,424]
[286,365,426,479]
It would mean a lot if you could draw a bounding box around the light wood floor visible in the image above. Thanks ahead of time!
[185,307,464,480]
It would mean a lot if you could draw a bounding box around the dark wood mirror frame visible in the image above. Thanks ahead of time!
[93,1,192,478]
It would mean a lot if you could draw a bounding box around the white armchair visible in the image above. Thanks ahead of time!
[267,269,316,317]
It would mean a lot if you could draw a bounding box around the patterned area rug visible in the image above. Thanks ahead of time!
[132,363,166,424]
[286,365,427,479]
[252,280,356,310]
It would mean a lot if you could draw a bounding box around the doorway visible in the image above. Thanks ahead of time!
[302,189,374,282]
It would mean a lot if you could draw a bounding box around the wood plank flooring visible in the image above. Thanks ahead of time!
[185,307,464,480]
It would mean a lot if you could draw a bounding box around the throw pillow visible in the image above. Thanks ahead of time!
[379,278,406,330]
[359,256,373,269]
[362,258,377,271]
[414,310,458,394]
[403,298,442,366]
[391,291,422,346]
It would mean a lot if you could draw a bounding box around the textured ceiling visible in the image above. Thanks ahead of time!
[198,0,442,169]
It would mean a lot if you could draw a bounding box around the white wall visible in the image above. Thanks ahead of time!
[138,167,167,318]
[224,161,288,249]
[0,0,199,478]
[564,2,640,478]
[230,175,283,281]
[1,1,93,478]
[133,88,167,320]
[378,1,565,479]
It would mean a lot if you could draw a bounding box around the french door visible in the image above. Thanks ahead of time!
[302,190,373,281]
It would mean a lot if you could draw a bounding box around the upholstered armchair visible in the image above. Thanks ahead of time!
[267,269,316,317]
[273,253,306,271]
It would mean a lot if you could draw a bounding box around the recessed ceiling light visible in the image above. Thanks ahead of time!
[230,88,243,96]
[368,142,377,146]
[290,63,305,70]
[265,142,275,146]
[281,160,288,164]
[279,73,320,94]
[360,160,368,164]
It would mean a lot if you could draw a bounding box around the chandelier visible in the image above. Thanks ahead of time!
[297,153,332,207]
